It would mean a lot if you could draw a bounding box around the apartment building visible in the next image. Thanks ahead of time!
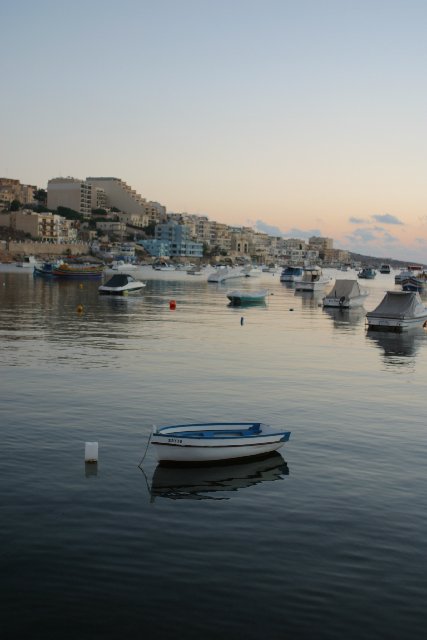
[47,177,92,218]
[0,178,36,209]
[2,210,76,242]
[155,221,203,258]
[86,177,166,223]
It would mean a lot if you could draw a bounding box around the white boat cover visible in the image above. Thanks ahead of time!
[324,279,364,301]
[367,291,426,319]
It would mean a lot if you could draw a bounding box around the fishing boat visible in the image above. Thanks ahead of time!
[366,291,427,332]
[401,271,427,293]
[358,267,376,279]
[280,266,304,283]
[150,422,291,464]
[226,289,268,305]
[33,260,63,277]
[98,273,146,295]
[395,265,422,284]
[322,279,369,308]
[295,266,332,292]
[52,262,105,279]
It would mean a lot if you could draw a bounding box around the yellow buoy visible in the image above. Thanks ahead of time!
[76,304,84,314]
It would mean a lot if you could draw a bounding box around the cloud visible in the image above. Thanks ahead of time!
[283,227,322,240]
[254,220,285,236]
[349,217,368,224]
[371,213,403,225]
[253,220,321,239]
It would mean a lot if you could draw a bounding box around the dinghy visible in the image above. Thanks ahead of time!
[150,422,291,464]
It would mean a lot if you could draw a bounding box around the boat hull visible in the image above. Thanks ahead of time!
[151,422,291,464]
[366,315,427,332]
[323,295,368,308]
[53,265,104,279]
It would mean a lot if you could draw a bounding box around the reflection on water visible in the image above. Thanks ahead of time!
[148,452,289,501]
[366,329,426,369]
[323,306,366,329]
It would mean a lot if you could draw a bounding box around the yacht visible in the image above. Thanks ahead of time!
[295,266,332,292]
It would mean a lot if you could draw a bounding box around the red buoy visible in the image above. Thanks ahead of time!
[169,300,176,310]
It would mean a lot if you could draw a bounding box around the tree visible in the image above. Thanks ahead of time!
[143,221,156,237]
[34,189,47,204]
[57,206,84,222]
[9,199,22,211]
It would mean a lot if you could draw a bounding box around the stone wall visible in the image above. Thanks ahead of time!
[6,240,91,258]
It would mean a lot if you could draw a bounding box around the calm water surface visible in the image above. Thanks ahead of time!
[1,267,426,639]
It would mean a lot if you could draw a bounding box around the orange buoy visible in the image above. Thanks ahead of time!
[169,300,176,310]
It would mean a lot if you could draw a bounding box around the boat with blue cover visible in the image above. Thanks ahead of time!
[358,267,376,279]
[280,266,304,283]
[150,422,291,464]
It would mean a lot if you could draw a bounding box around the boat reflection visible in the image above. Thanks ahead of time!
[365,329,423,361]
[149,452,289,501]
[323,306,366,328]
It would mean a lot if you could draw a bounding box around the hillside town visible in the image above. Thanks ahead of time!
[0,175,361,267]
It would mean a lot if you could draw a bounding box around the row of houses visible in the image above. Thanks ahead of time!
[0,176,350,264]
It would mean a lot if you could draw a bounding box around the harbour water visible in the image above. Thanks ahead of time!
[1,266,427,639]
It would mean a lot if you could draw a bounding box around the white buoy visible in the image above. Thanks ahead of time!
[85,442,98,463]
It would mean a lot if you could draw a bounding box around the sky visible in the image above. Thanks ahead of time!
[2,0,427,262]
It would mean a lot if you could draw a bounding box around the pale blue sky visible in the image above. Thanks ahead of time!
[2,0,427,261]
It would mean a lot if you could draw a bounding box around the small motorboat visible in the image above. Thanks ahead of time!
[111,260,138,271]
[379,264,391,274]
[226,289,268,305]
[295,266,332,291]
[358,267,376,279]
[33,260,63,277]
[280,266,304,283]
[98,273,146,295]
[150,422,291,464]
[366,291,427,332]
[17,255,38,268]
[322,279,369,308]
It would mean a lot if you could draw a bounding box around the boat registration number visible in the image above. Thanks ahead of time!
[167,437,183,444]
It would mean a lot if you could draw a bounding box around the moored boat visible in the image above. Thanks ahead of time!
[17,255,38,268]
[98,273,146,295]
[226,289,268,305]
[150,422,291,464]
[295,266,332,292]
[401,271,427,293]
[358,267,376,279]
[53,262,105,279]
[366,291,427,332]
[379,264,391,274]
[207,266,245,283]
[322,279,369,308]
[395,265,422,284]
[33,260,63,277]
[280,266,304,283]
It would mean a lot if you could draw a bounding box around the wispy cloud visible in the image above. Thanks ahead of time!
[349,217,368,224]
[254,220,285,236]
[344,226,400,257]
[253,220,321,240]
[283,227,322,240]
[371,213,403,225]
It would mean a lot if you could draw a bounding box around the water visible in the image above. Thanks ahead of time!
[1,267,427,639]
